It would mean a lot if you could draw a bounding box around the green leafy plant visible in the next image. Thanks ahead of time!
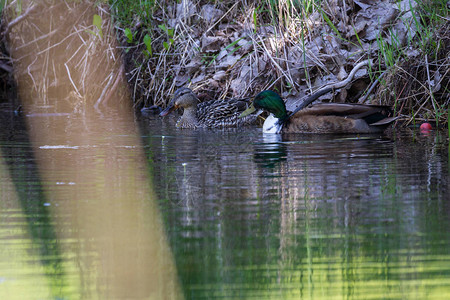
[109,0,157,29]
[93,14,103,38]
[320,10,342,40]
[86,14,103,38]
[158,24,174,50]
[252,8,258,33]
[376,30,403,68]
[143,34,152,58]
[124,28,133,43]
[158,24,174,37]
[0,0,6,14]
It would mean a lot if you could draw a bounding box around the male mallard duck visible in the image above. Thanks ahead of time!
[159,87,258,128]
[240,90,397,134]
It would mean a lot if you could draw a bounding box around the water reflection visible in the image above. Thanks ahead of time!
[253,133,287,169]
[1,109,450,299]
[141,115,450,299]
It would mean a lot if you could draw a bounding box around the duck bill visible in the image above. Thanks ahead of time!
[159,104,177,117]
[239,104,256,118]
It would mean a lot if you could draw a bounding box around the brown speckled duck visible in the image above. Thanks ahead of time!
[240,90,397,134]
[159,87,258,128]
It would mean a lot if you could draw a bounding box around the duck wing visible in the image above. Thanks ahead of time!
[298,103,390,115]
[370,116,399,126]
[296,103,394,125]
[197,98,257,127]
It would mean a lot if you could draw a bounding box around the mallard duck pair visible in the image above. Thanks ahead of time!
[159,87,258,128]
[160,88,397,133]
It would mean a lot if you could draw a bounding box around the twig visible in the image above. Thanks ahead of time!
[0,60,13,73]
[27,56,38,91]
[35,27,87,55]
[2,5,37,37]
[358,69,387,104]
[100,64,125,108]
[94,66,120,110]
[424,54,438,113]
[405,94,432,127]
[289,59,372,117]
[258,36,295,89]
[65,63,82,98]
[288,87,334,118]
[14,29,58,52]
[205,2,239,34]
[395,81,408,115]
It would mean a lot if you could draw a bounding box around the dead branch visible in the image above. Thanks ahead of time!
[2,5,37,37]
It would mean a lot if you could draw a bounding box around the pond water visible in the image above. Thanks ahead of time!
[1,105,449,299]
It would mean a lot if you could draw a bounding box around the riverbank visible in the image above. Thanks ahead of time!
[1,0,449,127]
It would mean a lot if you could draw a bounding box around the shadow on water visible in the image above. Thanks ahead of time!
[1,0,182,298]
[0,109,65,289]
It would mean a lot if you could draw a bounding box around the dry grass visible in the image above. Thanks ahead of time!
[2,1,126,113]
[114,0,448,128]
[1,0,449,126]
[377,19,450,127]
[116,0,338,108]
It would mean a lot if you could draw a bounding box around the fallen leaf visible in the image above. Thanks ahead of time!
[174,74,189,86]
[191,74,205,84]
[354,0,371,10]
[176,0,197,20]
[201,4,224,24]
[202,35,226,53]
[217,55,240,69]
[212,70,227,81]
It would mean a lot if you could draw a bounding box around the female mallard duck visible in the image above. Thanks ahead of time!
[159,87,258,128]
[240,90,397,134]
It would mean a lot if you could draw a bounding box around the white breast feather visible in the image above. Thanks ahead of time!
[263,114,282,133]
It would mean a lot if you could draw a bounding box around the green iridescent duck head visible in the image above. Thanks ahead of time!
[240,90,288,121]
[254,91,288,120]
[239,90,289,133]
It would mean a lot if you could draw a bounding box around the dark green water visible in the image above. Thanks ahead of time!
[1,107,450,299]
